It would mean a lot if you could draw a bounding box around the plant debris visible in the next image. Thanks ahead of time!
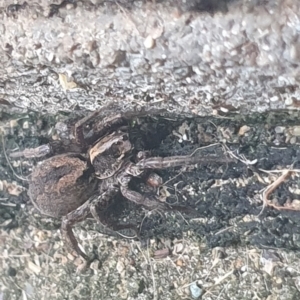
[2,110,300,299]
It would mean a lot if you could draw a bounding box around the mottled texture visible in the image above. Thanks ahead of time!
[3,110,300,299]
[0,0,299,115]
[29,153,96,217]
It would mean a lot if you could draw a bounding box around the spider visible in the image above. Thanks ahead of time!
[10,103,231,261]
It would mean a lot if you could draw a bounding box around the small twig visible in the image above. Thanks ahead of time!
[215,226,234,236]
[222,144,257,166]
[189,143,221,157]
[136,240,158,300]
[163,172,182,186]
[261,170,292,211]
[0,254,30,259]
[258,167,300,216]
[1,134,28,181]
[216,284,227,300]
[134,242,148,264]
[163,180,182,205]
[0,201,17,207]
[202,269,235,297]
[116,231,137,239]
[259,168,300,174]
[139,211,151,235]
[147,243,157,300]
[140,208,162,228]
[176,211,190,225]
[44,244,52,278]
[166,256,182,274]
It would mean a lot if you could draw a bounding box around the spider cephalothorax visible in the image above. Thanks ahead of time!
[89,130,132,179]
[11,103,232,261]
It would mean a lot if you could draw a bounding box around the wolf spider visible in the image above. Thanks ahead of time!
[10,103,230,261]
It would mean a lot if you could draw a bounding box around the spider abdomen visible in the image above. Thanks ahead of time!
[28,153,97,218]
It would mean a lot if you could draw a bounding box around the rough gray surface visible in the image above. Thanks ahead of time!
[0,0,300,115]
[2,1,300,300]
[2,110,300,300]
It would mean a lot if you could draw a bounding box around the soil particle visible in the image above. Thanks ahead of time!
[2,110,300,299]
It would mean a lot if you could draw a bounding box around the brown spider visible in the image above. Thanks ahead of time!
[11,103,231,261]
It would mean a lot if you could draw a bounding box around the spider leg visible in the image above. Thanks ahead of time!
[9,144,52,158]
[88,188,138,236]
[75,102,167,146]
[9,104,166,158]
[74,109,113,146]
[135,154,230,169]
[119,152,231,213]
[90,202,138,235]
[120,186,167,211]
[117,167,167,211]
[61,197,95,261]
[135,151,164,190]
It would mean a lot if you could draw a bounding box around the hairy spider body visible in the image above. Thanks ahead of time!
[90,131,132,179]
[11,103,231,261]
[28,153,97,218]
